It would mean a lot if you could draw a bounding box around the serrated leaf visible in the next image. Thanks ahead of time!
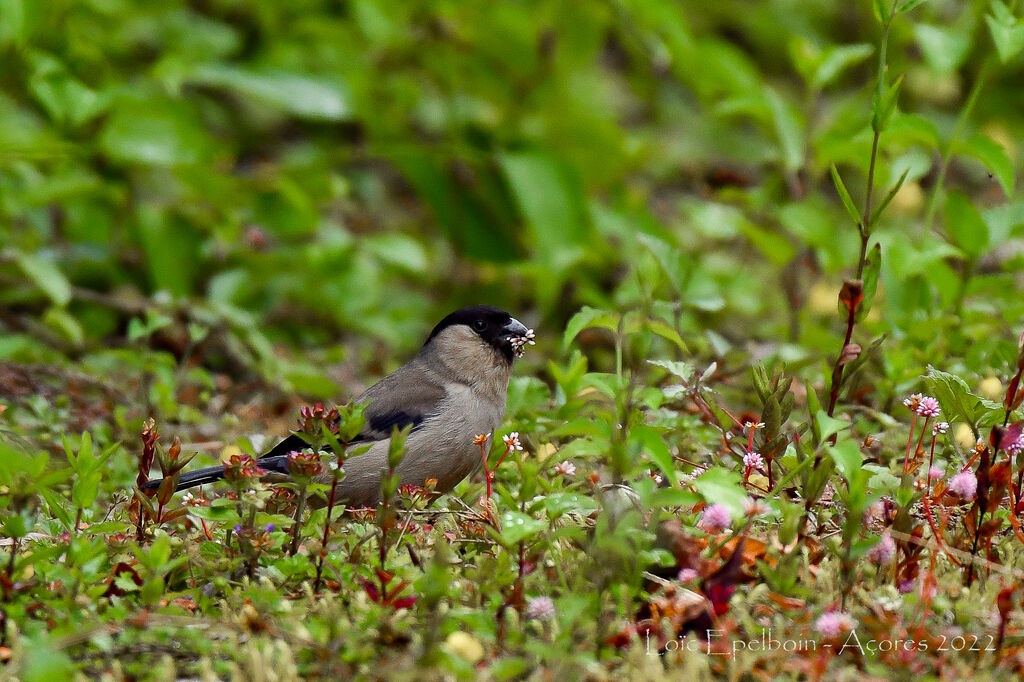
[924,366,978,426]
[830,165,862,228]
[647,360,694,381]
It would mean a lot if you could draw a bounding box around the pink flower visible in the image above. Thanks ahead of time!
[898,578,916,594]
[525,596,555,621]
[553,460,576,476]
[677,568,699,583]
[1007,432,1024,456]
[743,452,764,470]
[815,611,854,638]
[697,504,732,533]
[948,470,978,500]
[928,466,945,481]
[916,396,940,418]
[867,532,896,565]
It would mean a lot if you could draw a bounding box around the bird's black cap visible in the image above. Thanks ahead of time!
[425,305,526,361]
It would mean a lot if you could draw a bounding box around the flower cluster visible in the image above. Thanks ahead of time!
[222,454,267,482]
[697,504,732,533]
[287,449,324,478]
[525,596,556,621]
[867,532,896,565]
[948,470,978,500]
[742,452,763,470]
[509,328,536,358]
[815,611,855,638]
[297,403,340,435]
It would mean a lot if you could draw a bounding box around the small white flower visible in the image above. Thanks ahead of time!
[745,421,766,430]
[933,421,949,435]
[502,432,523,451]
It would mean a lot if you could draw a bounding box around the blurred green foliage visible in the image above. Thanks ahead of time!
[3,1,1024,677]
[1,0,1021,396]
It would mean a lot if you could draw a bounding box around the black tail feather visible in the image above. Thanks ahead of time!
[141,433,328,494]
[142,464,226,491]
[141,454,294,493]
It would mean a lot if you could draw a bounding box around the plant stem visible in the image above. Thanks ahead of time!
[289,483,308,557]
[313,473,339,594]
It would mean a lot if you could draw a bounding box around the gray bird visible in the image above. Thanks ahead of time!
[143,306,533,507]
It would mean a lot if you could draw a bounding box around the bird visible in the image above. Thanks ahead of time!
[143,305,534,507]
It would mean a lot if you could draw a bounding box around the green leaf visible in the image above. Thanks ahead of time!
[871,74,903,133]
[869,168,910,227]
[692,467,747,519]
[632,426,677,486]
[190,65,350,121]
[897,0,931,12]
[913,24,971,73]
[812,44,874,90]
[563,306,618,349]
[500,151,590,260]
[952,134,1015,197]
[99,99,212,166]
[815,410,851,443]
[924,366,977,426]
[649,487,700,508]
[873,0,892,24]
[766,88,804,173]
[827,439,863,486]
[856,244,881,322]
[986,4,1024,63]
[647,360,694,380]
[830,165,862,228]
[13,251,71,306]
[188,506,239,522]
[944,191,989,258]
[499,511,547,545]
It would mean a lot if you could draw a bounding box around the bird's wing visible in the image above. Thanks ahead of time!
[261,355,447,459]
[355,357,448,441]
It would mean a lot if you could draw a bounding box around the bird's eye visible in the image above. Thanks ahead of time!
[472,319,488,332]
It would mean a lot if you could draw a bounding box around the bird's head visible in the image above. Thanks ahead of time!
[425,305,534,366]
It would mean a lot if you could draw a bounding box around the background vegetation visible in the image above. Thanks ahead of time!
[2,0,1024,678]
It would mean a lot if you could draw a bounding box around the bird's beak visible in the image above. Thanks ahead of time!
[503,318,529,339]
[502,317,536,359]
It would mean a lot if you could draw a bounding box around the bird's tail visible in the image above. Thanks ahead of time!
[141,464,226,492]
[140,450,295,493]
